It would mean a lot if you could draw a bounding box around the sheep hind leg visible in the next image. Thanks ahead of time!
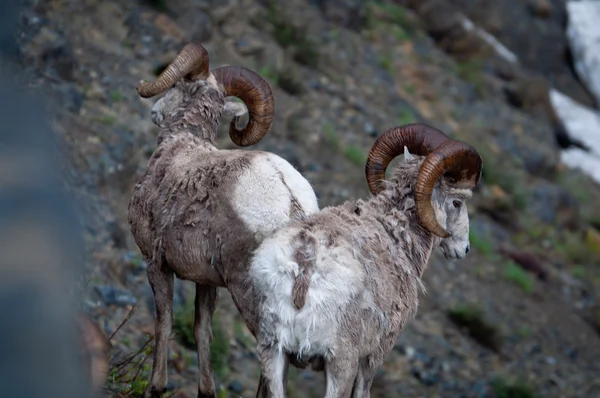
[257,345,288,398]
[255,362,290,398]
[351,360,375,398]
[194,284,218,398]
[144,261,174,398]
[325,357,359,398]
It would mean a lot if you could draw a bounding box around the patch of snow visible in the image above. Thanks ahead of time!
[550,88,600,184]
[566,1,600,105]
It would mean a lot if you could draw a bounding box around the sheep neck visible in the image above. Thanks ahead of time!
[157,121,218,147]
[363,182,436,279]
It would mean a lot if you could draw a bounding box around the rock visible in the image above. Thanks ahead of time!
[228,380,244,394]
[528,181,579,225]
[175,9,213,42]
[235,36,265,56]
[566,1,600,106]
[528,0,553,19]
[154,13,187,41]
[94,285,137,307]
[24,26,76,81]
[550,89,600,184]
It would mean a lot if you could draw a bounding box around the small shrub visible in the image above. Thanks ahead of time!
[469,230,495,259]
[258,66,278,82]
[110,89,123,102]
[322,122,340,150]
[379,52,394,73]
[504,262,534,293]
[397,107,417,125]
[455,58,487,97]
[491,376,539,398]
[266,2,320,69]
[173,299,195,349]
[447,304,502,352]
[344,145,366,166]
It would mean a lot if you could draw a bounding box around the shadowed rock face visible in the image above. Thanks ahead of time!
[443,0,595,107]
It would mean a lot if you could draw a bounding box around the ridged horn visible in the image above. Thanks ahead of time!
[414,139,483,238]
[136,42,210,98]
[212,66,275,147]
[365,123,482,238]
[365,123,451,194]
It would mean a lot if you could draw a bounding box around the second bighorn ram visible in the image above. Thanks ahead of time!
[248,124,483,397]
[128,43,319,398]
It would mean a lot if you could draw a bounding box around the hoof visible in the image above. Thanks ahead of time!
[197,391,216,398]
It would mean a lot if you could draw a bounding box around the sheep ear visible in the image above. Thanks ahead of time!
[404,146,415,161]
[223,100,248,117]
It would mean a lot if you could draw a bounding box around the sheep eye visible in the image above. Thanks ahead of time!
[453,200,462,209]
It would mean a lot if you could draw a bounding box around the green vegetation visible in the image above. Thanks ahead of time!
[469,230,495,259]
[110,89,123,102]
[379,52,394,73]
[173,298,230,379]
[322,122,340,150]
[321,122,367,167]
[105,308,177,397]
[455,58,487,97]
[447,303,502,352]
[266,1,320,68]
[344,145,366,166]
[491,376,539,398]
[259,64,306,95]
[477,144,528,212]
[363,0,416,37]
[504,261,534,293]
[397,107,417,125]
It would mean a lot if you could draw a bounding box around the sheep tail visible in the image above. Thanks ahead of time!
[291,229,317,310]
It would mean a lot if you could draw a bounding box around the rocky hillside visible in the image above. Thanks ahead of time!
[13,0,600,397]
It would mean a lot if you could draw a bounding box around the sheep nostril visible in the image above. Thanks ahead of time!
[465,245,470,253]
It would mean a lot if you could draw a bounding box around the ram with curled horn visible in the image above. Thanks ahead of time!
[246,123,483,397]
[128,42,320,398]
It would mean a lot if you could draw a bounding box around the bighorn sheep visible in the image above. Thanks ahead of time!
[248,124,483,397]
[127,42,319,398]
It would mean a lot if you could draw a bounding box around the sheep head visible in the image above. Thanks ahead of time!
[137,42,275,146]
[365,123,483,259]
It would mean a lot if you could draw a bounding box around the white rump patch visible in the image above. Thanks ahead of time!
[231,154,318,239]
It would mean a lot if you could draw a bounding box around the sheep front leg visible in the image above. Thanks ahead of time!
[194,284,218,398]
[325,357,359,398]
[257,345,288,398]
[145,262,174,398]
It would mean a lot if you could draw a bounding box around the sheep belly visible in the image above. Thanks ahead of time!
[251,238,364,359]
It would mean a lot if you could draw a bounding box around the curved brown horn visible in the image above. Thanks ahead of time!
[365,123,452,195]
[136,42,210,98]
[414,140,483,238]
[78,313,109,395]
[212,66,275,147]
